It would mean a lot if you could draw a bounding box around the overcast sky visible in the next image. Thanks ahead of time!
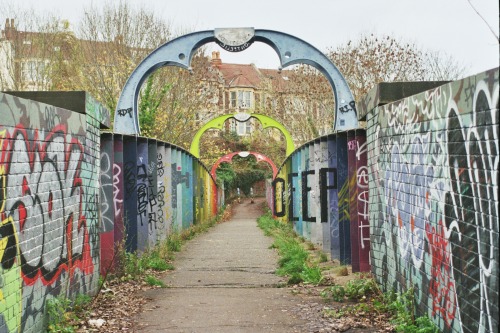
[3,0,499,77]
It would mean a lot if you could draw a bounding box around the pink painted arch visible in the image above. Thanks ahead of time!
[211,151,278,181]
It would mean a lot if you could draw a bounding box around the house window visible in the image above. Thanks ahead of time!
[22,60,46,82]
[230,90,252,109]
[236,119,252,136]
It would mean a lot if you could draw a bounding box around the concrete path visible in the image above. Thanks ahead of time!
[135,198,306,332]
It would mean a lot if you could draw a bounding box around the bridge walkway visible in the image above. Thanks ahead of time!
[135,198,306,332]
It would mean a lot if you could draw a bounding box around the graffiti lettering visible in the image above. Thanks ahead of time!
[117,107,133,117]
[0,126,94,286]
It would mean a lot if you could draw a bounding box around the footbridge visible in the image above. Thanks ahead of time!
[0,27,497,333]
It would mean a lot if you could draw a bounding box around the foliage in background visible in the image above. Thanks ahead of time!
[327,34,465,102]
[139,73,172,137]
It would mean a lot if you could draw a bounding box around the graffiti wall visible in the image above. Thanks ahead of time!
[99,134,221,256]
[0,92,106,333]
[272,130,371,271]
[0,92,222,333]
[364,69,499,332]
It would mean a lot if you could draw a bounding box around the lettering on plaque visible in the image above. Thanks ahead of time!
[215,28,255,52]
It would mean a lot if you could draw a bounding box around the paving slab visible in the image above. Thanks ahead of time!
[135,199,306,332]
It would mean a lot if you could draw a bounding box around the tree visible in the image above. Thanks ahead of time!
[138,73,172,137]
[327,34,466,102]
[74,0,174,117]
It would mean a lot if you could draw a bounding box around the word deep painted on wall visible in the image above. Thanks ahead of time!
[272,130,370,272]
[365,69,498,333]
[0,92,221,333]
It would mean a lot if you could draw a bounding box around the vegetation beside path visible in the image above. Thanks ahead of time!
[46,204,233,333]
[257,209,439,333]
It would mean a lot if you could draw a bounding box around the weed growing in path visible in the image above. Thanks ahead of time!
[257,211,322,285]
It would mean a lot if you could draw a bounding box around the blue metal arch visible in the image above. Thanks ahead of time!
[114,29,357,135]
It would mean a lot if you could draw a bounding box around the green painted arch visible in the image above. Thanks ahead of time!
[189,113,295,158]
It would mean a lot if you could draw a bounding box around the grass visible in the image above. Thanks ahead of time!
[257,211,322,285]
[321,278,439,332]
[258,210,439,333]
[145,275,167,288]
[46,294,92,332]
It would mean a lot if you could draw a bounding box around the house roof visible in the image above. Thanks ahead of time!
[214,61,291,92]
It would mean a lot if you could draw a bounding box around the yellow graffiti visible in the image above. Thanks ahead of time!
[0,216,22,333]
[1,129,6,212]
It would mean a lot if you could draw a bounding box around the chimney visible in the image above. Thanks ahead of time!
[4,18,15,39]
[211,51,222,66]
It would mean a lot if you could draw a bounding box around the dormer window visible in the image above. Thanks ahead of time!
[230,90,252,109]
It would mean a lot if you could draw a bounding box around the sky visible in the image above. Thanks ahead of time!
[3,0,499,77]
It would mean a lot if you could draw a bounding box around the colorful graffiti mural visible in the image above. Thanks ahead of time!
[364,69,499,332]
[99,135,221,255]
[1,69,498,333]
[0,92,104,333]
[272,130,371,270]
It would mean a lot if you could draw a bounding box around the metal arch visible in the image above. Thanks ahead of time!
[189,113,295,158]
[114,28,357,135]
[210,151,278,181]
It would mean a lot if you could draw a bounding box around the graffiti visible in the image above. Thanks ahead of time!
[366,69,499,332]
[313,149,334,163]
[155,151,166,239]
[116,107,133,117]
[171,163,190,207]
[339,101,356,114]
[123,162,137,199]
[113,164,123,219]
[44,106,61,130]
[136,163,148,227]
[0,125,94,286]
[426,222,457,327]
[100,151,114,232]
[157,153,165,177]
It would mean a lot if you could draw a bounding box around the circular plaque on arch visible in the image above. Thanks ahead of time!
[238,152,250,158]
[233,112,251,122]
[215,28,255,52]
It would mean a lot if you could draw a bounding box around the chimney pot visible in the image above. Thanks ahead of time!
[211,50,222,66]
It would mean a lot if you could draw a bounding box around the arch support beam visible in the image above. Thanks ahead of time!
[211,151,278,181]
[114,28,357,135]
[189,113,295,158]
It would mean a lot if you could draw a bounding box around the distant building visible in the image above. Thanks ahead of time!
[205,51,333,140]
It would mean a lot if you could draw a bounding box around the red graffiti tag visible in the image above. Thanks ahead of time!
[425,222,457,327]
[0,124,94,286]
